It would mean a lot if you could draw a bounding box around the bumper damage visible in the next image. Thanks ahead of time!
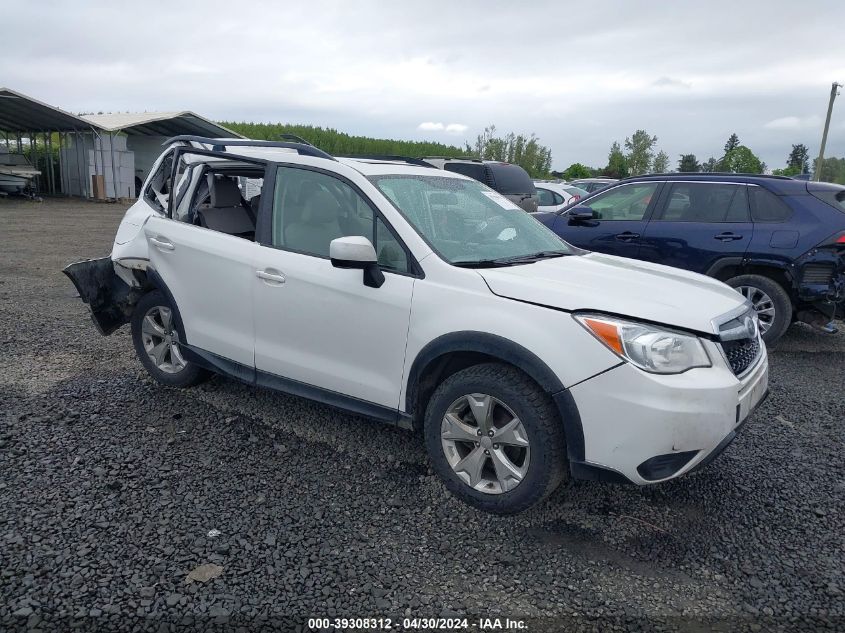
[63,257,140,335]
[795,247,845,327]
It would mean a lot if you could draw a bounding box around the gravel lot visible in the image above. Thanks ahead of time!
[1,198,842,632]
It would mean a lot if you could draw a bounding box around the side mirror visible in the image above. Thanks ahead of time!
[567,205,595,222]
[330,236,385,288]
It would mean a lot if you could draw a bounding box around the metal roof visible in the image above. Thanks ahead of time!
[0,87,95,132]
[81,111,241,138]
[0,87,242,138]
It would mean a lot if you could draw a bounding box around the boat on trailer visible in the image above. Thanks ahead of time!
[0,149,40,194]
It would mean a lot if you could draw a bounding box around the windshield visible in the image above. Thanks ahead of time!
[370,174,572,265]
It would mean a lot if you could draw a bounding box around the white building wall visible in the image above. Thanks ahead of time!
[59,133,135,199]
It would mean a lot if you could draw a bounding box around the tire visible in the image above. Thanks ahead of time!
[423,363,567,515]
[725,274,793,344]
[130,290,210,388]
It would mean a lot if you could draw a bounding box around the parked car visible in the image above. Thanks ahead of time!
[536,174,845,343]
[534,181,589,212]
[65,138,768,515]
[422,157,539,213]
[570,177,618,193]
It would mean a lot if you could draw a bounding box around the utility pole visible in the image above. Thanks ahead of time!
[814,81,842,182]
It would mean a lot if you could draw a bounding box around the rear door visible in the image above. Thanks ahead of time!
[551,181,660,258]
[143,154,264,367]
[639,181,753,274]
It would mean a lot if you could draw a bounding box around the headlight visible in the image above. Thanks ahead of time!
[574,314,711,374]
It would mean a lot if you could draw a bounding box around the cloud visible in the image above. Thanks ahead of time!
[418,122,444,131]
[652,76,691,89]
[418,122,468,135]
[763,115,822,130]
[2,0,845,171]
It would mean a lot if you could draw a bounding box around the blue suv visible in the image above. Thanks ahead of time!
[535,174,845,343]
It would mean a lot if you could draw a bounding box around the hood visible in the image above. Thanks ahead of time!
[477,252,747,334]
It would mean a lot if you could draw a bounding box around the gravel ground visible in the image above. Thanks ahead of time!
[1,197,842,632]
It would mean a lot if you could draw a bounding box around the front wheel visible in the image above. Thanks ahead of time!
[725,274,792,344]
[130,290,210,387]
[424,363,567,515]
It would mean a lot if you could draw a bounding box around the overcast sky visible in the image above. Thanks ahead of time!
[4,0,845,170]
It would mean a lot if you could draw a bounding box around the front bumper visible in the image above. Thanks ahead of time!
[568,342,769,485]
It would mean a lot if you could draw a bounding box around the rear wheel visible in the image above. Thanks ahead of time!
[131,290,210,387]
[424,363,567,515]
[726,274,792,344]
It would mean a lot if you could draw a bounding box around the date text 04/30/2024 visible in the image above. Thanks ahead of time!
[307,617,528,630]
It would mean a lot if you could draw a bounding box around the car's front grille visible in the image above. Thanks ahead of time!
[802,264,834,286]
[722,336,761,376]
[716,306,763,377]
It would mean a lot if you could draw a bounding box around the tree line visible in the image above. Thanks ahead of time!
[558,131,845,185]
[221,120,844,185]
[220,122,554,178]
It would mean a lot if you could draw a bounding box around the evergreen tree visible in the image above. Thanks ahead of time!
[787,144,810,173]
[724,133,740,154]
[678,154,701,172]
[604,141,629,179]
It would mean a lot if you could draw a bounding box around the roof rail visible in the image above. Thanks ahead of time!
[422,155,483,162]
[164,135,336,161]
[341,154,437,168]
[635,172,792,180]
[275,133,315,146]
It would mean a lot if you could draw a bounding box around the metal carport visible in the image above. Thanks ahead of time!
[77,113,242,198]
[0,87,100,196]
[1,87,243,199]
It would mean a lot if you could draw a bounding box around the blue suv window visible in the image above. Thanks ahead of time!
[588,182,658,220]
[750,186,793,223]
[656,183,749,222]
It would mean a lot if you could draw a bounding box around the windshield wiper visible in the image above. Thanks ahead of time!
[493,250,569,264]
[452,251,568,268]
[452,259,516,268]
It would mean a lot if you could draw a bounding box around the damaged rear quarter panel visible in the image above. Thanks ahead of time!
[63,257,141,335]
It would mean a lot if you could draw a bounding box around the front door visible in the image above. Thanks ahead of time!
[144,215,258,367]
[252,165,415,409]
[552,181,661,259]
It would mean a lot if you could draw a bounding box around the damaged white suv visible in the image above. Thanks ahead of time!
[65,137,769,515]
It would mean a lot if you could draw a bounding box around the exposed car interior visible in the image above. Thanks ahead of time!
[168,160,264,240]
[193,173,259,240]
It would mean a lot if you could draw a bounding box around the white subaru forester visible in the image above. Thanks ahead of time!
[65,137,769,515]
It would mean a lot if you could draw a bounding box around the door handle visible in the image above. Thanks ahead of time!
[149,236,175,251]
[714,232,743,241]
[256,269,286,284]
[615,231,640,242]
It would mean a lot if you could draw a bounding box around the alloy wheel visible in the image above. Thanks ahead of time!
[440,393,530,494]
[140,306,186,374]
[736,286,775,334]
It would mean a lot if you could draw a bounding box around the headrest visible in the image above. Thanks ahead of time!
[303,190,340,224]
[429,192,458,206]
[209,176,242,208]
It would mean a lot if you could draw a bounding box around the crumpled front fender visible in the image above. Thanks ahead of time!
[63,257,141,335]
